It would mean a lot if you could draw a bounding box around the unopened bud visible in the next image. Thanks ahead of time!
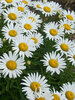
[27,61,31,65]
[43,0,47,3]
[58,14,63,19]
[3,38,6,42]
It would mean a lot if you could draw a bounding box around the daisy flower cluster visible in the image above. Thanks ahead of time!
[0,0,75,100]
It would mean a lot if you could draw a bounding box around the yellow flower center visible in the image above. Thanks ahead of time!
[50,29,58,36]
[24,24,32,30]
[49,59,58,68]
[73,55,75,60]
[30,82,40,92]
[65,91,75,100]
[22,0,28,4]
[19,42,28,52]
[36,4,41,8]
[35,97,45,100]
[9,30,17,37]
[6,60,17,70]
[66,15,73,20]
[53,94,60,100]
[31,38,38,43]
[60,43,69,51]
[5,0,12,3]
[8,13,17,20]
[64,24,71,30]
[29,17,35,22]
[18,7,24,12]
[43,6,51,12]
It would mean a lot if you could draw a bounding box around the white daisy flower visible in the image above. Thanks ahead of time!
[21,73,50,97]
[13,2,30,13]
[0,38,3,48]
[27,90,53,100]
[0,0,18,7]
[59,19,75,34]
[41,51,66,75]
[20,0,31,6]
[41,2,56,16]
[27,33,43,49]
[54,38,75,56]
[11,35,36,58]
[62,10,75,23]
[50,1,62,14]
[20,17,37,34]
[43,22,64,41]
[32,1,43,11]
[67,49,75,66]
[61,82,75,100]
[50,88,64,100]
[3,7,22,24]
[24,11,42,27]
[2,23,23,43]
[0,51,26,78]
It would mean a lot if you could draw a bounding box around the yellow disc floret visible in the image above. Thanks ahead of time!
[64,24,71,30]
[18,7,24,12]
[60,43,69,51]
[9,30,17,37]
[66,15,73,20]
[29,17,35,22]
[31,37,38,43]
[30,82,40,92]
[50,29,58,36]
[19,42,28,52]
[73,55,75,60]
[5,0,12,3]
[53,94,60,100]
[35,97,45,100]
[6,60,17,70]
[36,4,41,8]
[8,13,17,20]
[65,91,74,100]
[22,0,28,4]
[49,59,58,68]
[24,24,32,30]
[43,6,51,12]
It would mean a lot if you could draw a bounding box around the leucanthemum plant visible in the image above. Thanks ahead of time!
[2,22,23,43]
[44,22,64,41]
[21,73,50,97]
[41,51,66,75]
[20,0,31,6]
[0,51,26,78]
[55,38,75,56]
[0,0,75,100]
[50,88,64,100]
[60,82,75,100]
[13,1,30,14]
[11,35,36,58]
[3,7,22,24]
[32,1,43,11]
[0,0,18,7]
[41,2,56,16]
[62,10,75,23]
[20,17,37,34]
[27,33,43,49]
[59,19,75,34]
